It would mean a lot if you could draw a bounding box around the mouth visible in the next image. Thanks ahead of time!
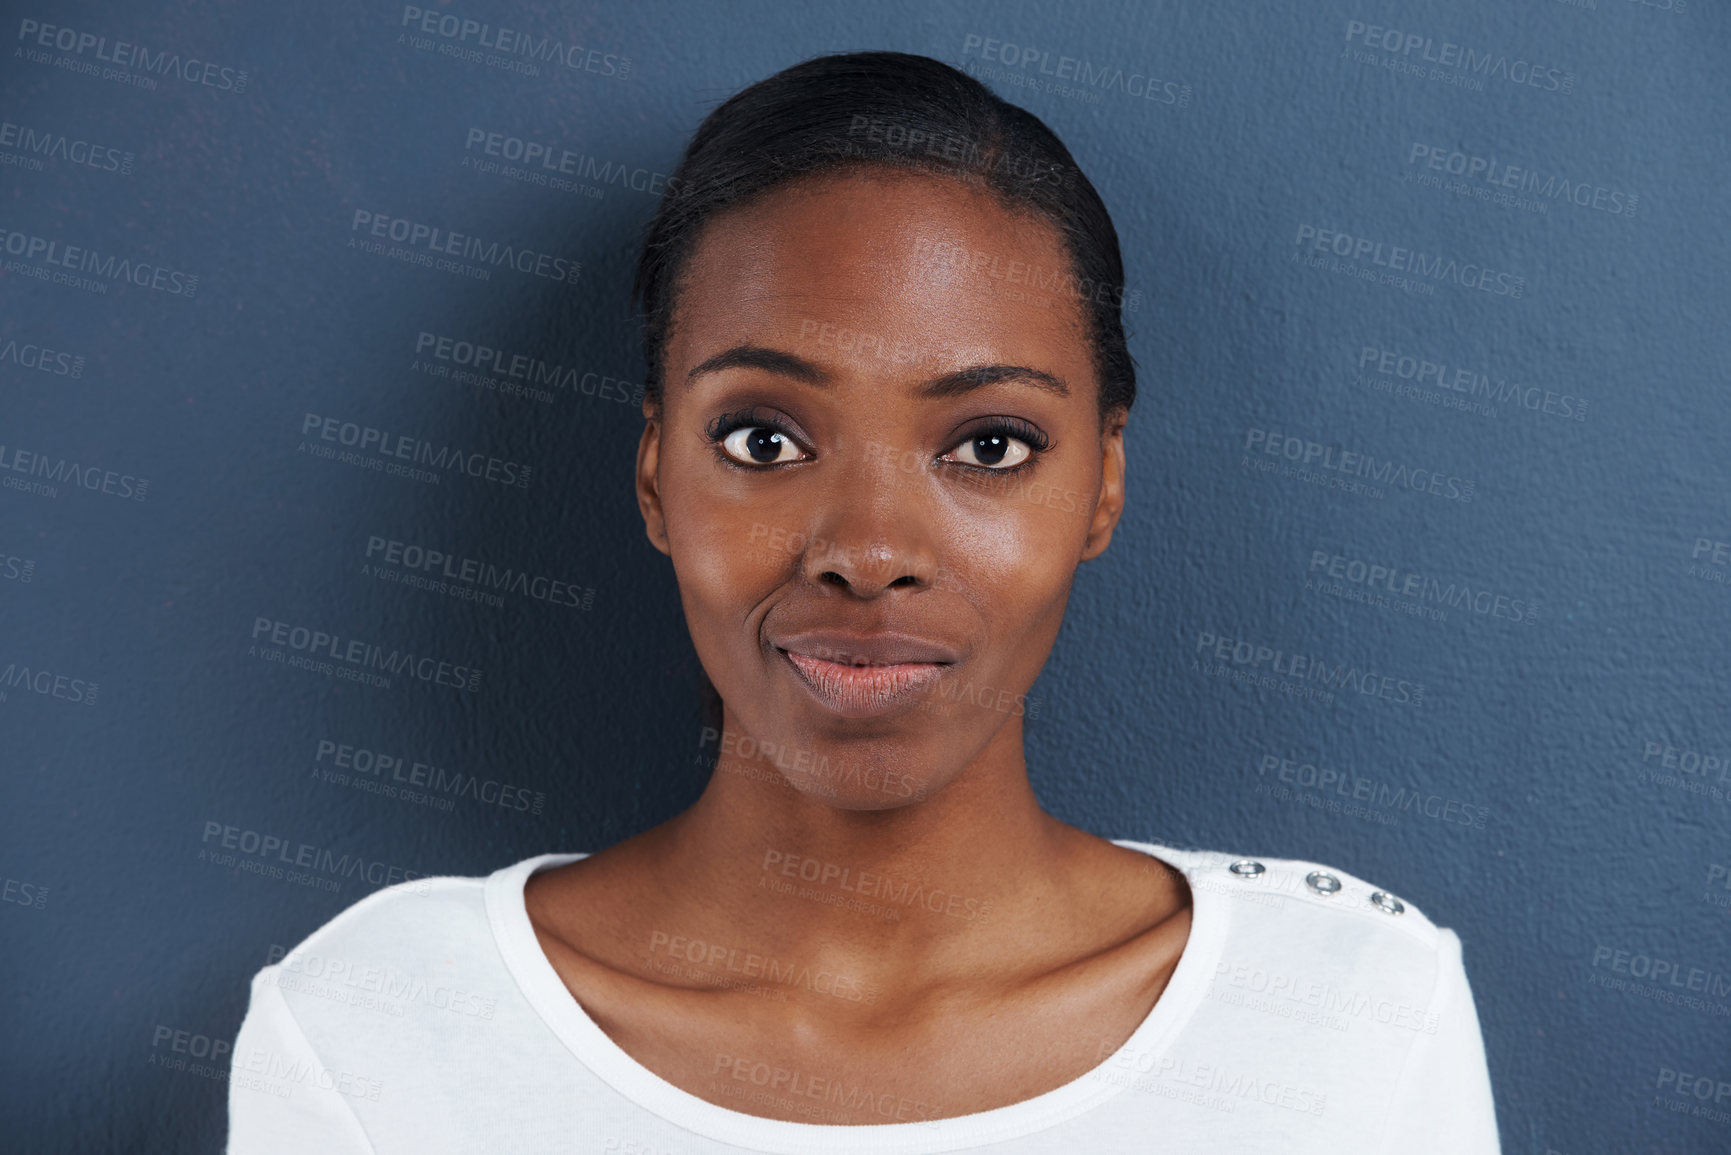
[771,630,958,720]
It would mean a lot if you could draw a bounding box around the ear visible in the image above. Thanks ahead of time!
[635,400,671,557]
[1080,407,1128,562]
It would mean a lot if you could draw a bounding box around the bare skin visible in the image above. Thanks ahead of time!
[525,169,1191,1125]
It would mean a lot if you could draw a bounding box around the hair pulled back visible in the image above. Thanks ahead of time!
[631,50,1136,418]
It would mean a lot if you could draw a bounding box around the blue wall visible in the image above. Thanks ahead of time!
[3,1,1726,1151]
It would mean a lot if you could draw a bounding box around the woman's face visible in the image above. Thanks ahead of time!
[637,170,1126,810]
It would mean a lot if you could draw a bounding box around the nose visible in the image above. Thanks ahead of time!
[799,452,941,597]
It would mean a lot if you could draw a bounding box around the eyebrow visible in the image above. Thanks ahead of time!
[922,363,1069,399]
[685,343,1069,399]
[686,345,829,386]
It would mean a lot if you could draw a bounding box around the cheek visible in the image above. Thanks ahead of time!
[942,493,1084,621]
[950,453,1098,570]
[662,473,788,635]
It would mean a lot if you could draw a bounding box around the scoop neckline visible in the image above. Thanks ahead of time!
[485,838,1228,1154]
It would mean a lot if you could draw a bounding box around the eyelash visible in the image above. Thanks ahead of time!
[948,419,1050,474]
[704,411,1051,474]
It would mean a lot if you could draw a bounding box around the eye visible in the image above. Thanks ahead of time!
[720,425,806,466]
[944,430,1036,470]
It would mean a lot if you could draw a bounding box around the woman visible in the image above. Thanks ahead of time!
[227,52,1499,1153]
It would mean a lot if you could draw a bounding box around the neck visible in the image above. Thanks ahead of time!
[642,706,1093,974]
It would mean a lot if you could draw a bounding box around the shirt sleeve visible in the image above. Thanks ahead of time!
[1377,928,1501,1153]
[226,967,377,1155]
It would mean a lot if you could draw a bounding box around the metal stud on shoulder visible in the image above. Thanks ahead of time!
[1304,870,1342,895]
[1228,859,1266,878]
[1370,890,1406,915]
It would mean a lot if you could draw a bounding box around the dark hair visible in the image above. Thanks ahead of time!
[631,50,1137,419]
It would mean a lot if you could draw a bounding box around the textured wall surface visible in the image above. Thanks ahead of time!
[2,0,1726,1151]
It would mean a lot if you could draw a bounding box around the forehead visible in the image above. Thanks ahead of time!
[670,170,1093,377]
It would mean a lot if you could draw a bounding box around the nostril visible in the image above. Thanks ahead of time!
[820,571,850,587]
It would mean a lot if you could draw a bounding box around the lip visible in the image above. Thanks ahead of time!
[771,630,958,719]
[772,629,961,667]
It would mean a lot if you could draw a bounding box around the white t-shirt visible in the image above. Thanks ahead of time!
[225,840,1501,1153]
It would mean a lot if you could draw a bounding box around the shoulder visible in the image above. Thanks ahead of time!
[1103,844,1497,1149]
[227,856,574,1142]
[241,854,570,1037]
[272,869,492,970]
[1125,839,1444,940]
[1121,839,1469,1021]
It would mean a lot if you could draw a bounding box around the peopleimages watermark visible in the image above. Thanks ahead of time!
[1292,224,1525,298]
[1256,753,1488,830]
[248,616,483,693]
[711,1053,943,1127]
[1551,0,1689,15]
[0,224,198,297]
[233,1044,385,1104]
[3,875,49,910]
[648,930,878,1004]
[912,236,1142,312]
[1640,740,1731,798]
[461,127,673,200]
[411,330,643,408]
[0,551,35,583]
[1212,956,1441,1034]
[311,737,546,816]
[960,34,1190,107]
[363,535,594,611]
[265,944,498,1021]
[147,1025,234,1080]
[0,118,133,176]
[1691,537,1731,565]
[1243,427,1475,504]
[1194,630,1427,707]
[1306,548,1539,626]
[15,17,250,93]
[1354,343,1587,424]
[0,658,98,706]
[1706,864,1731,908]
[1403,143,1638,219]
[697,726,930,803]
[0,442,148,502]
[1340,19,1574,96]
[1687,536,1731,589]
[758,863,901,923]
[0,334,85,378]
[398,6,629,80]
[1591,946,1731,1002]
[197,820,430,896]
[1652,1063,1731,1123]
[800,318,940,368]
[1090,1040,1327,1116]
[760,848,992,922]
[297,412,532,490]
[844,115,1070,189]
[349,209,580,286]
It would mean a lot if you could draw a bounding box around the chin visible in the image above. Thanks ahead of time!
[774,737,937,808]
